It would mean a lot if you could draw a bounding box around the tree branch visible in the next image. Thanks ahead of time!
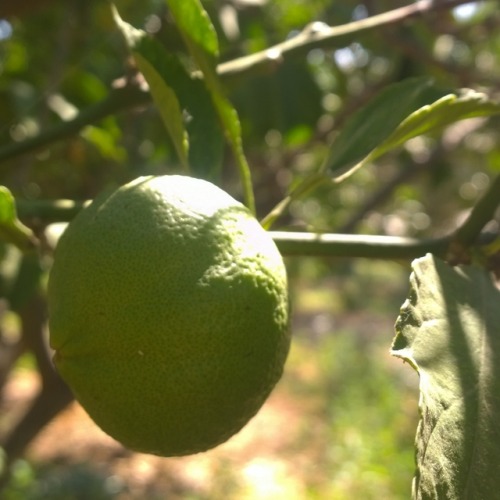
[455,173,500,246]
[0,0,475,166]
[273,230,498,261]
[217,0,473,79]
[0,84,150,167]
[271,231,449,260]
[17,199,87,224]
[15,184,499,261]
[0,283,74,487]
[15,196,496,261]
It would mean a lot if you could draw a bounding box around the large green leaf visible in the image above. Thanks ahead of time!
[166,0,219,59]
[392,254,500,499]
[134,37,224,179]
[165,0,255,212]
[182,78,225,181]
[0,187,37,251]
[324,77,444,179]
[112,6,223,178]
[325,84,500,182]
[113,6,188,169]
[366,89,500,167]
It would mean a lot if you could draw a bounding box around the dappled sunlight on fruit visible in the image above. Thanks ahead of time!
[47,175,290,457]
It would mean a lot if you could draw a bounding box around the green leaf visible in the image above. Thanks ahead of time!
[185,78,225,181]
[112,5,224,178]
[208,86,255,213]
[367,89,500,166]
[112,6,189,170]
[136,38,224,179]
[0,187,37,251]
[392,254,500,499]
[165,0,255,212]
[165,0,219,58]
[324,77,444,180]
[135,53,190,168]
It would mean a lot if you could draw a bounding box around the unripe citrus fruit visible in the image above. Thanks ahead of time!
[47,175,290,456]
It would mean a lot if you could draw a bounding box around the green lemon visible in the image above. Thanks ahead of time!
[47,175,290,456]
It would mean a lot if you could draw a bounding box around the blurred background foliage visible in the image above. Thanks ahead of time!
[0,0,499,498]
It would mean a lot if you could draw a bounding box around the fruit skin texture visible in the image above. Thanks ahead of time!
[48,175,290,457]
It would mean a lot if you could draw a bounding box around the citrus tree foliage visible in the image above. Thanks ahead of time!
[0,0,499,497]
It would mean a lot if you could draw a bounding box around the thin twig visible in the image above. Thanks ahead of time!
[217,0,473,79]
[0,84,150,166]
[17,199,87,224]
[453,173,500,248]
[338,148,443,233]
